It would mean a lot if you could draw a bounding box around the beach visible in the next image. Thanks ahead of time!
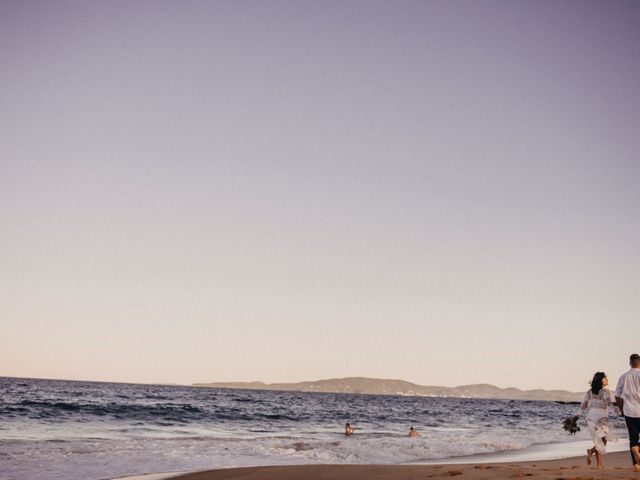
[2,378,634,480]
[5,1,640,478]
[160,451,639,480]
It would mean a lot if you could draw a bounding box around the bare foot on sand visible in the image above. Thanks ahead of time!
[586,449,592,466]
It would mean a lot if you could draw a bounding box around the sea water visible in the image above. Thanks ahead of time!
[0,377,629,480]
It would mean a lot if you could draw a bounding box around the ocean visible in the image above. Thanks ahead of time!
[0,377,629,480]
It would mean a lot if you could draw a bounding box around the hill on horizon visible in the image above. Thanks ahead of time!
[193,376,583,402]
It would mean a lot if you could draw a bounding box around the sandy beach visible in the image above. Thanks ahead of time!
[162,451,639,480]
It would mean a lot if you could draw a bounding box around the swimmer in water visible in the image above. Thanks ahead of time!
[345,422,355,436]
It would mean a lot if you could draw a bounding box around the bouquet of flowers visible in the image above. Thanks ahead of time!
[562,415,580,435]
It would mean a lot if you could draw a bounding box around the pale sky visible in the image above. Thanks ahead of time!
[1,1,639,392]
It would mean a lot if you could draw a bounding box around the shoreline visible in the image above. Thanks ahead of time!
[112,449,637,480]
[168,457,639,480]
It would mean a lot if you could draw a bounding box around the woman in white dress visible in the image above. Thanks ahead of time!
[574,372,618,469]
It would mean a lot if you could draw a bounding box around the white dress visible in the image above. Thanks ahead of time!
[575,387,618,453]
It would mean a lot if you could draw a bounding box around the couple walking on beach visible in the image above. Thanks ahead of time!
[573,353,640,471]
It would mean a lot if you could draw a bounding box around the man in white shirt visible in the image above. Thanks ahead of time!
[615,353,640,471]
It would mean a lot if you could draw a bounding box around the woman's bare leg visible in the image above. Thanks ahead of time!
[586,447,593,465]
[594,449,603,469]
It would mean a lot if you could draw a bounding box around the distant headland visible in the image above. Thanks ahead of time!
[193,377,582,402]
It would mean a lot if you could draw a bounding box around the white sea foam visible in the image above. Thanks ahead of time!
[0,425,630,480]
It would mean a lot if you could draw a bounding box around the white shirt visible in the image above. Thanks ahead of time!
[614,368,640,418]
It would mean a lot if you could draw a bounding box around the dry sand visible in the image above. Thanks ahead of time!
[165,451,640,480]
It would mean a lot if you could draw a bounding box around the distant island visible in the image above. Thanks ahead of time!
[193,377,582,402]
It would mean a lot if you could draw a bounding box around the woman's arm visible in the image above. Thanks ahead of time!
[575,391,589,417]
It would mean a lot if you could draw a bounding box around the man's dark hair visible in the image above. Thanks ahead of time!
[631,353,640,363]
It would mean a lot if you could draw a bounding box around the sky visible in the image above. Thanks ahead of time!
[1,0,639,392]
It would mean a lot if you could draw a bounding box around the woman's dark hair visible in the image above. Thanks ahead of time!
[590,372,606,394]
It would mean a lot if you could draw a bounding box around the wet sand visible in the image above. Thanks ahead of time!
[165,450,639,480]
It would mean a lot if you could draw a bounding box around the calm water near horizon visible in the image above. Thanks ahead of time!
[0,377,629,480]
